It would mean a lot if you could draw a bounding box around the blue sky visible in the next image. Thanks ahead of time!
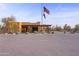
[0,3,79,27]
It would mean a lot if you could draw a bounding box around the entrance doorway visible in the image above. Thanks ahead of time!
[21,25,27,33]
[32,27,38,33]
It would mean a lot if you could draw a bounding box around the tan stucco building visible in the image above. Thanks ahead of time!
[3,21,51,33]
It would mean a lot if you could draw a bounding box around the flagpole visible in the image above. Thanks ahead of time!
[41,3,43,24]
[41,3,43,33]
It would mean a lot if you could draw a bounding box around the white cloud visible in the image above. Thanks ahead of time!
[14,10,35,22]
[0,4,7,11]
[50,11,79,18]
[45,11,79,27]
[0,4,11,18]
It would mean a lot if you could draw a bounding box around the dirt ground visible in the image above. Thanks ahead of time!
[0,32,79,56]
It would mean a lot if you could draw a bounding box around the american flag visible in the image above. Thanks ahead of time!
[43,13,46,19]
[43,6,50,14]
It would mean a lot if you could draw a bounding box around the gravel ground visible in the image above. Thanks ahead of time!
[0,32,79,56]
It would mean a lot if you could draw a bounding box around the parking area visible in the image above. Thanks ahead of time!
[0,32,79,56]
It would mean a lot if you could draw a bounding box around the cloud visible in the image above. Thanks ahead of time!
[0,4,11,18]
[0,4,7,10]
[26,15,41,22]
[14,10,36,22]
[45,11,79,27]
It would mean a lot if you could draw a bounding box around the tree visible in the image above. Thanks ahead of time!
[2,16,15,22]
[66,26,71,31]
[63,24,71,32]
[64,24,67,30]
[55,25,62,31]
[74,24,79,31]
[0,25,1,28]
[1,16,17,33]
[2,16,16,26]
[2,18,7,24]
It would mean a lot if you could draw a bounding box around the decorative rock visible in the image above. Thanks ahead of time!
[12,33,16,35]
[5,33,8,35]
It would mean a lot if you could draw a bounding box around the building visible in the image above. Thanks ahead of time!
[2,21,51,33]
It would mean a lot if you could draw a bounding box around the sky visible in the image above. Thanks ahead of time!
[0,3,79,27]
